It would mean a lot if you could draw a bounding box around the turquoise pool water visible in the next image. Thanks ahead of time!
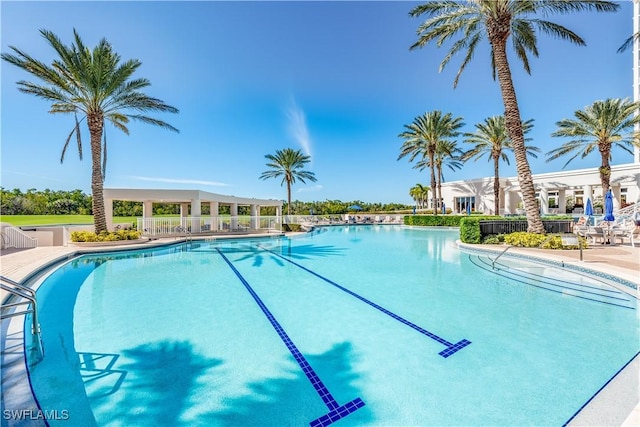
[27,225,639,426]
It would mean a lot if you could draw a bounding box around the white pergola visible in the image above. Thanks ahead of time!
[103,188,282,233]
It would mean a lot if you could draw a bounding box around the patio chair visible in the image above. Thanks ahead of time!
[612,225,640,247]
[586,226,606,244]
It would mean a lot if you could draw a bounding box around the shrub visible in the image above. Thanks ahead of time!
[282,223,302,232]
[503,232,586,249]
[482,234,505,245]
[71,230,141,242]
[404,215,464,227]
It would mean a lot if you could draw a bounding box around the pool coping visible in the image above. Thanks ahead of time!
[1,232,638,426]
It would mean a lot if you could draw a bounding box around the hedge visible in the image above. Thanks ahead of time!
[403,215,468,227]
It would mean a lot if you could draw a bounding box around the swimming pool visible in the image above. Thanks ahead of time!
[26,225,639,426]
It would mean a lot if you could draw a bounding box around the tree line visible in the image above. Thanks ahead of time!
[0,187,412,217]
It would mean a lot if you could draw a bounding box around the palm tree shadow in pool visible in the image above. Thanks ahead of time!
[204,341,371,426]
[101,340,223,427]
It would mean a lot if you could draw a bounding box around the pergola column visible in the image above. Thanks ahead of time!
[583,185,593,205]
[209,201,219,231]
[539,187,549,215]
[558,189,566,214]
[142,201,153,233]
[191,199,201,232]
[230,203,238,230]
[104,197,114,231]
[504,189,513,215]
[250,204,259,229]
[611,185,621,210]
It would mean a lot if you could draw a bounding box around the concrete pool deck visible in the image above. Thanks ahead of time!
[1,235,638,426]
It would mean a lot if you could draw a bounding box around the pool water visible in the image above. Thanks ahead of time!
[27,225,639,426]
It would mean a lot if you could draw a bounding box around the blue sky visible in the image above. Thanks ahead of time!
[0,1,634,205]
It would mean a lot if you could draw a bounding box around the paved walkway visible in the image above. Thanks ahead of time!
[1,237,638,426]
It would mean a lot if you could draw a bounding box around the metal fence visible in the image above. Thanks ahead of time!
[479,220,573,236]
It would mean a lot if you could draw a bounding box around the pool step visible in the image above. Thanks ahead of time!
[468,255,635,310]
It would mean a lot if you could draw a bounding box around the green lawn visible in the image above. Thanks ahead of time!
[0,215,139,227]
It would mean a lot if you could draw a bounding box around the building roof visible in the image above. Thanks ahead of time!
[103,188,282,206]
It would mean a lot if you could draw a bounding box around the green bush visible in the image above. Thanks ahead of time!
[459,216,497,243]
[282,223,302,232]
[404,215,465,227]
[503,232,586,249]
[482,234,505,244]
[71,230,141,242]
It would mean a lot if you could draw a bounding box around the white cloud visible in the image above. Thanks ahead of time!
[287,97,312,159]
[130,176,229,187]
[297,184,323,193]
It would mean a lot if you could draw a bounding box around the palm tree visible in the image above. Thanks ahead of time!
[2,29,179,233]
[398,111,464,215]
[409,0,618,233]
[409,183,430,209]
[259,148,317,215]
[547,98,640,195]
[415,139,463,213]
[462,116,539,215]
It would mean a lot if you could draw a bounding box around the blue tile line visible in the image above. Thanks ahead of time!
[468,256,635,310]
[256,244,471,358]
[215,248,365,426]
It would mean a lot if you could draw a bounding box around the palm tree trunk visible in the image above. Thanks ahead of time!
[437,165,443,214]
[599,146,611,195]
[88,113,107,233]
[490,38,544,233]
[493,156,500,216]
[429,152,437,215]
[286,180,292,215]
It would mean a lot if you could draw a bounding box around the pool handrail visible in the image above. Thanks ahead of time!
[0,275,44,363]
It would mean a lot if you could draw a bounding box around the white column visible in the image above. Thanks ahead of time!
[612,185,621,210]
[583,185,593,205]
[210,201,219,231]
[558,189,566,214]
[142,201,153,233]
[250,204,259,229]
[191,199,201,232]
[504,189,512,215]
[230,203,238,230]
[539,187,549,215]
[104,197,114,231]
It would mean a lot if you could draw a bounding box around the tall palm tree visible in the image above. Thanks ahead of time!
[547,98,640,195]
[409,183,430,209]
[398,111,464,215]
[415,140,463,212]
[462,116,539,215]
[2,29,179,233]
[259,148,317,215]
[409,0,618,232]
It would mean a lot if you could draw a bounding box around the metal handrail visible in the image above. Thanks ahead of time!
[0,276,44,363]
[491,245,513,270]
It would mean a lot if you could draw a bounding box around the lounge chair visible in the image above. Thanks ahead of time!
[611,225,640,247]
[586,226,606,244]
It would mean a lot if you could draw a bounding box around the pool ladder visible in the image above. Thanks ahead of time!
[0,275,44,363]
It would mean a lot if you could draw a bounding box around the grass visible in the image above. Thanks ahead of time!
[0,215,139,227]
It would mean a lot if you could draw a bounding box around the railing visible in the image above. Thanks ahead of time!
[614,203,639,226]
[479,220,573,237]
[137,216,281,237]
[0,275,44,363]
[0,222,37,249]
[283,214,405,225]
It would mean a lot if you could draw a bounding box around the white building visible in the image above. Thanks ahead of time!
[438,163,640,215]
